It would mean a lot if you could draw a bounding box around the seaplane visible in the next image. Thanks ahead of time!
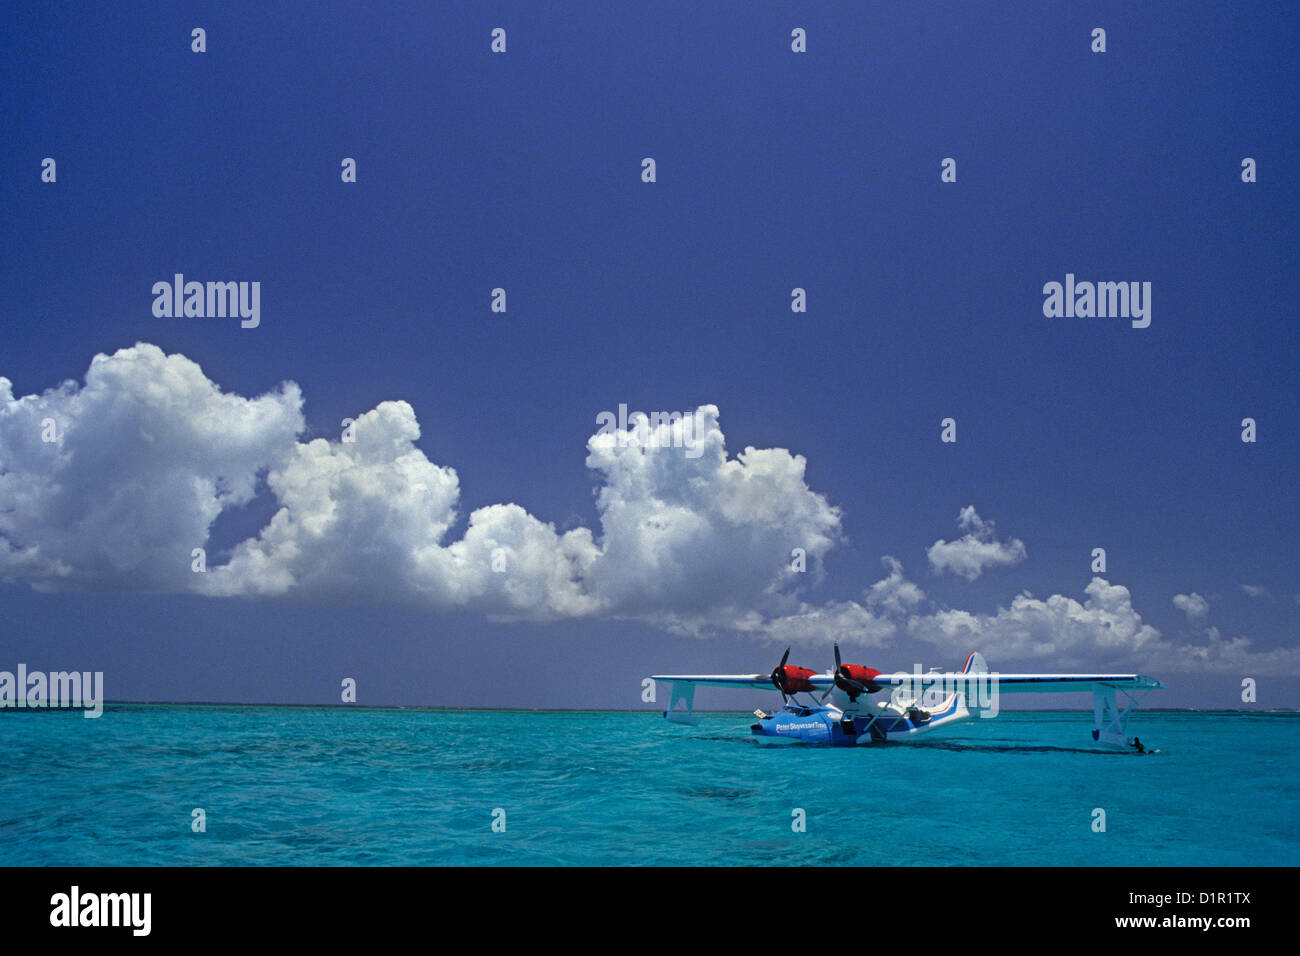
[652,645,1165,748]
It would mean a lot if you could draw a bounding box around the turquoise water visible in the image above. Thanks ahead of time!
[1,706,1295,866]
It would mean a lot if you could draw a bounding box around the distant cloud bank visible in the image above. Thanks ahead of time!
[2,343,1295,674]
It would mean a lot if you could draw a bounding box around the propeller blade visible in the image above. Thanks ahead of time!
[822,644,864,702]
[771,647,793,698]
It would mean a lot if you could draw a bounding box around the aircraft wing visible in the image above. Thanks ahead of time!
[651,673,1164,692]
[651,658,1165,741]
[650,674,834,689]
[866,672,1165,693]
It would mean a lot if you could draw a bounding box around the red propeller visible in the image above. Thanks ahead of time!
[769,648,818,701]
[820,643,882,702]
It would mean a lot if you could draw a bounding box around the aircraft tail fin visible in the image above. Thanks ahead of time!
[961,651,988,675]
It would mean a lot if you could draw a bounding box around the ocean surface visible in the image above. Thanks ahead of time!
[1,706,1295,866]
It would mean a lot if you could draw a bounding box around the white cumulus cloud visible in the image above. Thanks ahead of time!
[866,556,926,616]
[1173,592,1210,620]
[0,345,841,632]
[926,506,1026,580]
[0,344,302,591]
[907,577,1163,667]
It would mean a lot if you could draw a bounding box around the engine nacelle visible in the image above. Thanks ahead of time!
[774,664,818,693]
[838,664,882,695]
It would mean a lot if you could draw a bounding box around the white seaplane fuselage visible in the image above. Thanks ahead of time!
[749,687,969,745]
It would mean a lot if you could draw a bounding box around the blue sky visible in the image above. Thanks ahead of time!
[1,1,1296,709]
